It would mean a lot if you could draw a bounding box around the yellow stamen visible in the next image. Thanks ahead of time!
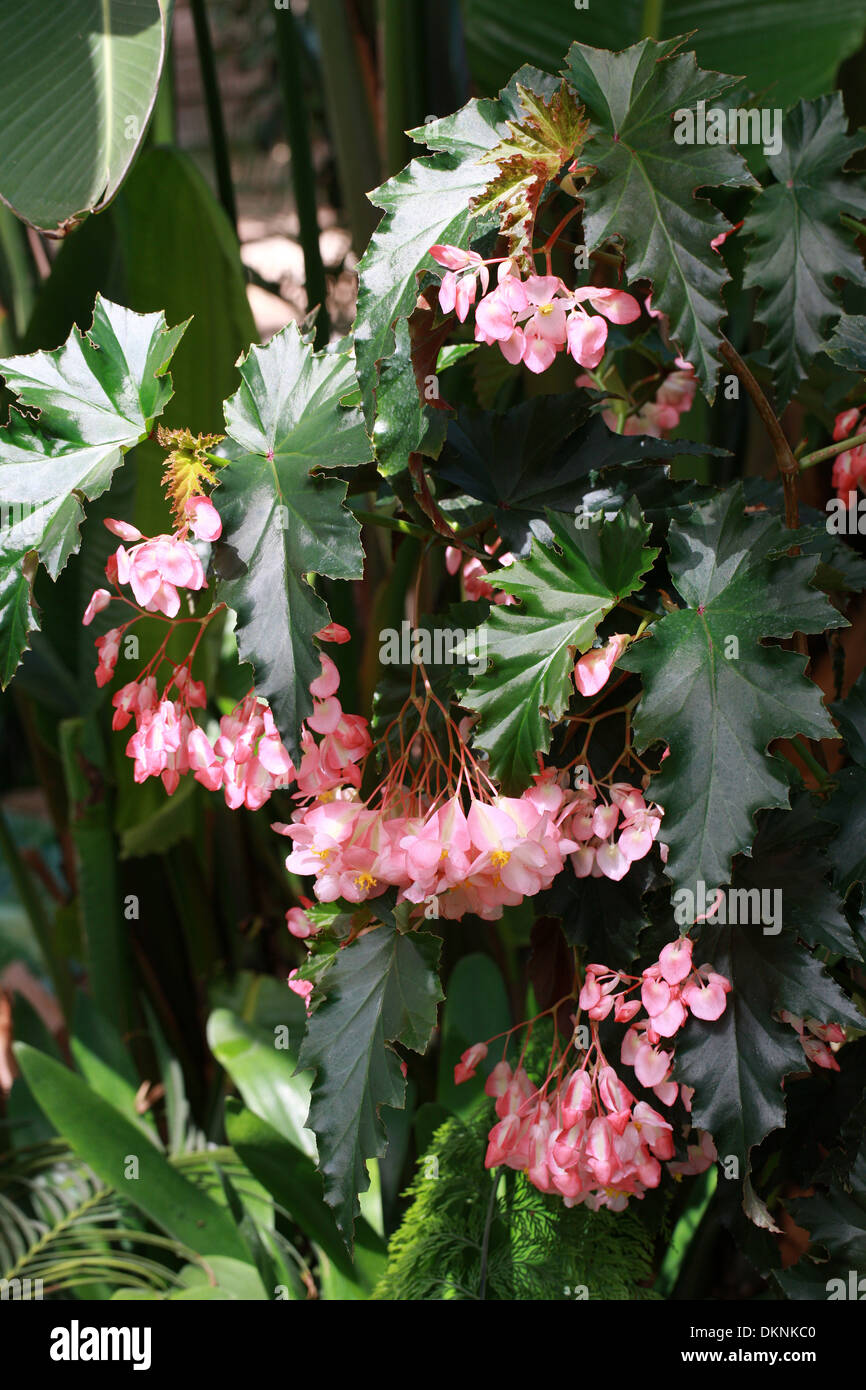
[491,849,510,867]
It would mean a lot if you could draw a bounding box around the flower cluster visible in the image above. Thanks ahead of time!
[598,356,698,438]
[780,1011,845,1071]
[276,771,579,920]
[830,406,866,498]
[83,498,302,810]
[430,245,641,374]
[444,540,515,606]
[564,781,664,883]
[456,935,730,1210]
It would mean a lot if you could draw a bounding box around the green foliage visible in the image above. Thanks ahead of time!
[743,95,866,407]
[465,499,657,790]
[298,923,443,1243]
[215,328,369,755]
[621,486,843,891]
[458,0,866,107]
[374,1103,661,1300]
[563,37,755,390]
[0,296,186,684]
[0,0,166,232]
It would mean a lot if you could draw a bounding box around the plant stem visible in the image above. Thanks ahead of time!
[799,431,866,470]
[408,454,487,559]
[347,504,429,540]
[378,0,422,176]
[641,0,666,39]
[478,1169,501,1301]
[274,3,330,347]
[788,736,833,790]
[841,213,866,238]
[719,338,800,529]
[189,0,237,233]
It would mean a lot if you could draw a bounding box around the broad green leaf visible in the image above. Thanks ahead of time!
[0,295,186,685]
[459,0,866,111]
[70,991,160,1143]
[224,1099,386,1292]
[298,922,443,1242]
[14,1043,248,1261]
[464,499,657,791]
[730,802,857,957]
[354,69,556,476]
[823,671,866,897]
[0,0,166,232]
[473,81,588,273]
[787,1143,866,1280]
[541,854,660,969]
[620,486,843,891]
[562,37,755,390]
[207,1008,315,1158]
[676,924,863,1173]
[436,394,721,554]
[825,313,866,373]
[215,327,370,755]
[176,1256,268,1301]
[743,95,866,408]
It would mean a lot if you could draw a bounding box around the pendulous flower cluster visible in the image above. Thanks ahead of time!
[830,406,866,498]
[456,935,730,1211]
[83,496,297,810]
[430,245,641,374]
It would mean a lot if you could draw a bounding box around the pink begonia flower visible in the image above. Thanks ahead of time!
[315,621,351,643]
[682,968,731,1021]
[518,276,569,373]
[658,936,693,985]
[566,311,609,368]
[83,588,111,626]
[286,906,316,939]
[574,633,630,697]
[185,495,222,542]
[95,629,122,687]
[454,1042,489,1085]
[104,517,143,542]
[115,535,206,617]
[573,286,641,325]
[430,245,490,322]
[288,969,314,1016]
[834,408,860,441]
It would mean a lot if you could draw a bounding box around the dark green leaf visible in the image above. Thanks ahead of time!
[436,394,721,554]
[676,925,863,1173]
[215,328,369,755]
[298,923,442,1242]
[563,37,755,390]
[459,0,866,111]
[464,499,657,790]
[621,486,843,891]
[743,95,866,407]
